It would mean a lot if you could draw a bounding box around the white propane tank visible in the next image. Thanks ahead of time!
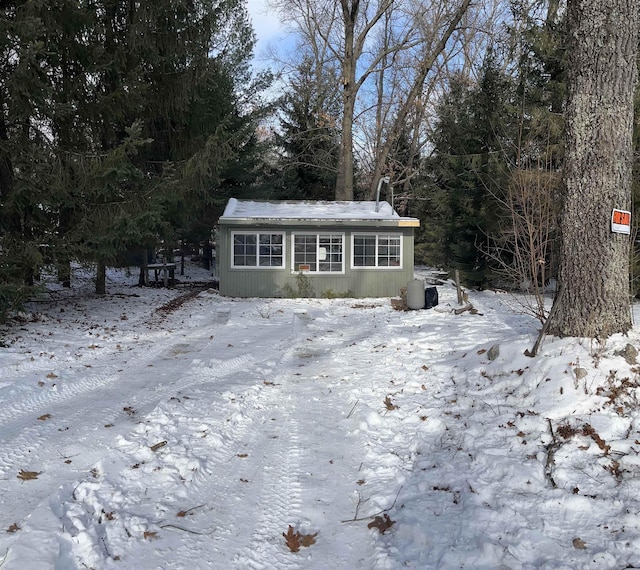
[406,279,425,310]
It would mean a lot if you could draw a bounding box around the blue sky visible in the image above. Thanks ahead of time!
[246,0,286,61]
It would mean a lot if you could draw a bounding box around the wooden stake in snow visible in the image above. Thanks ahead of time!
[455,269,464,305]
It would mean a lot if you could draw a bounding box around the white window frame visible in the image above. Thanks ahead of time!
[352,233,403,269]
[231,231,285,269]
[291,232,345,274]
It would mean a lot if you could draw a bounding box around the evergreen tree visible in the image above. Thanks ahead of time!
[272,56,340,201]
[0,1,59,312]
[413,5,568,291]
[416,55,511,287]
[510,0,566,165]
[0,0,266,300]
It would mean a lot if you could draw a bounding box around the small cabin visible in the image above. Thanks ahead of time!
[217,198,420,298]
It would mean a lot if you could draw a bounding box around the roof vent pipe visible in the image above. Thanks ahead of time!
[375,176,391,212]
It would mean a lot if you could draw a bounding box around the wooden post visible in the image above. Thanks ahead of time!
[455,269,463,305]
[162,258,168,288]
[141,249,148,286]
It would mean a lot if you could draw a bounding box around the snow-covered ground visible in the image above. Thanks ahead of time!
[2,262,640,569]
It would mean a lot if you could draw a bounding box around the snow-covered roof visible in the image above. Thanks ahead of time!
[221,198,409,221]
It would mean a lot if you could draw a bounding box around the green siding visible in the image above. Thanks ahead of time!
[219,222,415,298]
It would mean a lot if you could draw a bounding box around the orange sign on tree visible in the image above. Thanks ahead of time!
[611,209,631,234]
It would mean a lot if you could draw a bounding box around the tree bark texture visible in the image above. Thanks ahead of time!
[96,259,106,295]
[550,0,638,338]
[335,0,358,201]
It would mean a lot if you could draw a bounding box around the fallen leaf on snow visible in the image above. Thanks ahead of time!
[384,396,398,411]
[283,525,301,551]
[300,532,317,547]
[6,523,20,533]
[283,525,317,552]
[17,469,41,481]
[46,373,57,379]
[573,537,587,549]
[37,413,51,421]
[143,531,158,540]
[367,514,394,534]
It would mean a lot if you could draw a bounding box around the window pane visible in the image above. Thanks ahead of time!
[353,235,375,266]
[319,235,343,272]
[257,233,284,267]
[294,235,317,271]
[353,234,400,267]
[377,235,401,267]
[294,234,342,272]
[233,234,257,266]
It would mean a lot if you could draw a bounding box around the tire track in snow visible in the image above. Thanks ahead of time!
[0,324,174,379]
[0,353,256,479]
[226,330,375,570]
[0,352,267,569]
[0,314,243,429]
[0,329,183,428]
[0,370,122,428]
[218,323,373,569]
[230,385,305,570]
[39,341,305,569]
[4,302,376,568]
[141,342,308,568]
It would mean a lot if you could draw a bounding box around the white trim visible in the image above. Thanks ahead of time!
[291,232,346,274]
[230,231,286,269]
[351,232,403,269]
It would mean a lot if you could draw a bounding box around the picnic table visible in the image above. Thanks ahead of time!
[146,262,176,287]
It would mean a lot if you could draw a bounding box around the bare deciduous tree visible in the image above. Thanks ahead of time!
[362,0,474,200]
[485,159,560,323]
[268,0,481,200]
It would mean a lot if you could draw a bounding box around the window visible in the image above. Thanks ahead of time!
[232,232,284,268]
[353,235,376,267]
[293,234,343,273]
[353,234,401,268]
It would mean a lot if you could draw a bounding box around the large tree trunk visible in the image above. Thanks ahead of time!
[335,0,358,201]
[58,258,71,288]
[336,87,356,200]
[549,0,638,338]
[96,260,106,295]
